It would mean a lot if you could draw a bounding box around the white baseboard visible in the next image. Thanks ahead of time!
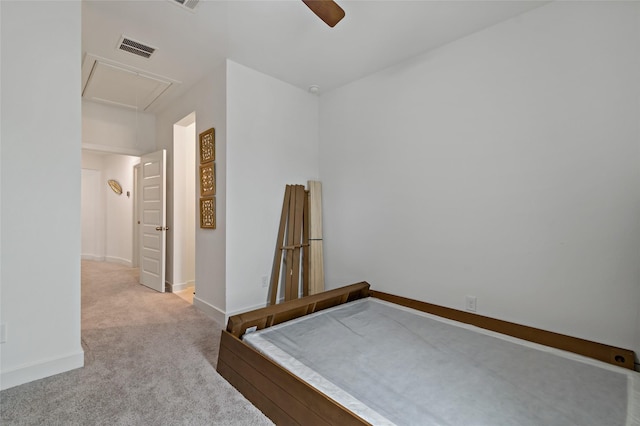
[0,350,84,391]
[168,280,195,292]
[193,296,226,326]
[104,256,132,267]
[81,254,105,262]
[192,298,268,328]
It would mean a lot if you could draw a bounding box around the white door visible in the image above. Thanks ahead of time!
[139,149,167,292]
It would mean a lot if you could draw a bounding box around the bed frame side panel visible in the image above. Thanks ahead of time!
[218,330,369,426]
[371,290,635,370]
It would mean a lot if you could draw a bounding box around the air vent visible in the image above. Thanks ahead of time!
[117,36,156,59]
[169,0,199,11]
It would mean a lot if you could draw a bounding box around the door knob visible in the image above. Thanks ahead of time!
[155,226,170,231]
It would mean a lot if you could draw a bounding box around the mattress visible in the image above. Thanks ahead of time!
[243,298,640,426]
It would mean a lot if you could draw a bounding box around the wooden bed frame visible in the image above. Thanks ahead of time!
[217,282,636,426]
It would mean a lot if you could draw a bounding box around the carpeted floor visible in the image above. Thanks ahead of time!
[0,260,274,425]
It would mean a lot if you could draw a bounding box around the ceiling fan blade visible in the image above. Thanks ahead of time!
[302,0,345,28]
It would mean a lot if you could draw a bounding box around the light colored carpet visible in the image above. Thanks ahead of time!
[0,260,274,426]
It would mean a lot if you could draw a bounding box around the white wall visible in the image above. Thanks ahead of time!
[226,61,319,315]
[81,168,105,261]
[82,150,104,170]
[82,99,156,156]
[81,152,106,261]
[0,1,84,389]
[81,152,139,266]
[155,64,227,323]
[319,1,640,357]
[156,60,319,322]
[103,154,139,265]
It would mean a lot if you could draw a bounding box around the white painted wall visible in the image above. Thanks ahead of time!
[103,154,139,266]
[0,1,84,389]
[319,1,640,356]
[226,61,319,315]
[81,152,139,266]
[82,150,104,170]
[81,168,105,261]
[156,60,319,322]
[155,65,227,323]
[171,120,196,291]
[82,99,156,156]
[81,152,106,262]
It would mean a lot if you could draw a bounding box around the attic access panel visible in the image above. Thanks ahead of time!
[82,58,173,111]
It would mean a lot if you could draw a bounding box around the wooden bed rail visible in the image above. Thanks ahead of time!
[372,290,637,370]
[226,282,370,338]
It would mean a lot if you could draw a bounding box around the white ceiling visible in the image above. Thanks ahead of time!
[82,0,547,112]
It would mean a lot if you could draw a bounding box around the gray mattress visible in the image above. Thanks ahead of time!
[243,298,640,426]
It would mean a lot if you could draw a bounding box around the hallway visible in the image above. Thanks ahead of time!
[0,261,272,425]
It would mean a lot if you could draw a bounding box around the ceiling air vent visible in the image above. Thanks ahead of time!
[169,0,199,12]
[117,36,156,59]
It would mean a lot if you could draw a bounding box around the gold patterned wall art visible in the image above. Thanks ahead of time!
[199,128,215,163]
[107,179,122,195]
[200,197,216,229]
[199,161,215,196]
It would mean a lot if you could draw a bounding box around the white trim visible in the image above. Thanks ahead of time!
[192,298,269,328]
[104,256,132,267]
[193,296,226,326]
[82,143,146,157]
[81,254,105,262]
[169,280,195,292]
[0,350,84,390]
[132,164,141,269]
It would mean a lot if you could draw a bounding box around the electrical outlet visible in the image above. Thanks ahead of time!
[0,324,7,343]
[465,295,477,312]
[261,275,268,288]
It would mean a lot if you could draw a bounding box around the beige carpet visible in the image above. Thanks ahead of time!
[0,260,274,425]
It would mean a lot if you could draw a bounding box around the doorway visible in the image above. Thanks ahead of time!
[81,151,140,266]
[171,112,197,303]
[80,121,196,301]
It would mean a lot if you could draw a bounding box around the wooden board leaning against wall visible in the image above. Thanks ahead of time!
[269,181,325,305]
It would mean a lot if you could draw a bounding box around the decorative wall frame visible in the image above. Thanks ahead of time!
[200,161,215,196]
[199,128,215,163]
[200,197,216,229]
[107,179,122,195]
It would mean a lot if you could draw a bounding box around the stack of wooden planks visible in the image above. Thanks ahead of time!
[269,182,324,305]
[307,181,324,296]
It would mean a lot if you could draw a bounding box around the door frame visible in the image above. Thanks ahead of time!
[131,163,141,268]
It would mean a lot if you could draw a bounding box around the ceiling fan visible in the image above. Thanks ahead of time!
[302,0,345,27]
